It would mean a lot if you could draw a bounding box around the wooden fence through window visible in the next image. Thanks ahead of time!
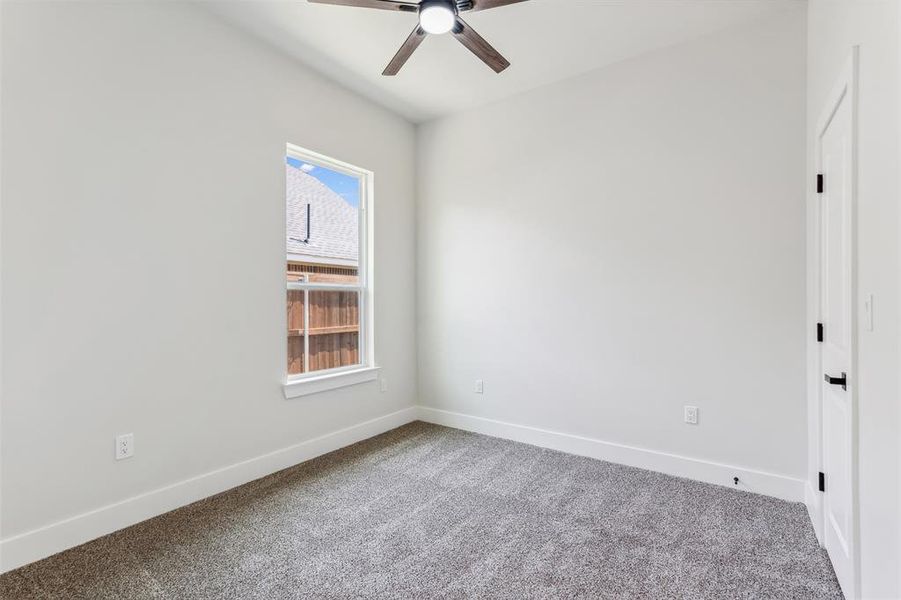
[286,264,360,375]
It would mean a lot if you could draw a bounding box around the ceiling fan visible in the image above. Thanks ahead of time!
[308,0,528,75]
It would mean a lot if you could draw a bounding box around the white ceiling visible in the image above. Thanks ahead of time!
[206,0,802,122]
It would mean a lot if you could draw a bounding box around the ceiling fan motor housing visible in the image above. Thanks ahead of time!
[419,0,458,14]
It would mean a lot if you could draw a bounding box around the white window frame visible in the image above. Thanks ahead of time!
[283,143,377,399]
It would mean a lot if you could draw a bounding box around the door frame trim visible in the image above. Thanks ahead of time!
[809,46,859,600]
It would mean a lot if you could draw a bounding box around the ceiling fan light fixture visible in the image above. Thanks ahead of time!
[419,1,455,35]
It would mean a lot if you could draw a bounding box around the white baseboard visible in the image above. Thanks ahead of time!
[0,406,418,574]
[417,406,805,503]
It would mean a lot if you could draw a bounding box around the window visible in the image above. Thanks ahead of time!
[284,144,375,396]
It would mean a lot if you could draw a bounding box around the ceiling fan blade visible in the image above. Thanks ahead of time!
[308,0,418,12]
[465,0,529,12]
[383,25,427,76]
[452,17,510,73]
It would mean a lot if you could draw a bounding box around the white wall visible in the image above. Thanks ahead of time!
[0,0,416,568]
[806,2,900,598]
[417,10,807,486]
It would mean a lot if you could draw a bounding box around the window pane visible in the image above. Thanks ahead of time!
[286,156,360,286]
[307,290,360,373]
[286,150,365,377]
[287,290,305,375]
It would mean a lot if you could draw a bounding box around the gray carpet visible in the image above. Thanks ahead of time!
[1,421,841,599]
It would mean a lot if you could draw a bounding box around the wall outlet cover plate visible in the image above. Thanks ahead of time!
[116,433,134,460]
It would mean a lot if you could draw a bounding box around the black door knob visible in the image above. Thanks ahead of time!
[824,372,847,391]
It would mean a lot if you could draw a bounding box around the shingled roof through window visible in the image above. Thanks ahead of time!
[286,164,358,266]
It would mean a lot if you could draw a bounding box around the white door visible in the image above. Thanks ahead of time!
[817,61,856,599]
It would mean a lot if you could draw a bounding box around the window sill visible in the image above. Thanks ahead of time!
[283,366,380,399]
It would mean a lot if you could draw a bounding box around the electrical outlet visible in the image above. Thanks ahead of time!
[475,379,484,394]
[684,406,698,425]
[116,433,134,460]
[379,377,388,393]
[864,293,874,331]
